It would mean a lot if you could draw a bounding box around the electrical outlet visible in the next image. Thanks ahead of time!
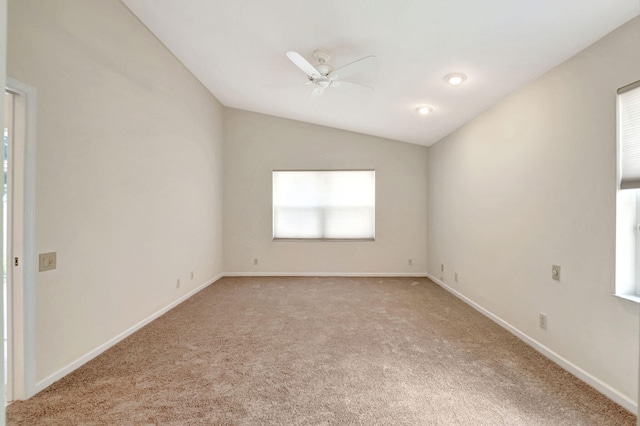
[454,272,458,282]
[408,258,412,266]
[539,313,548,330]
[552,265,561,281]
[253,258,259,266]
[176,279,181,289]
[440,263,444,272]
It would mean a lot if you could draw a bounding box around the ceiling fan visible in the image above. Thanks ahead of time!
[285,49,377,98]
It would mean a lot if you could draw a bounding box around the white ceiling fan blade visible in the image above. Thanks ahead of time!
[286,51,320,79]
[333,80,374,92]
[330,55,378,80]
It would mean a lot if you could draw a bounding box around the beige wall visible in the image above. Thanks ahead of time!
[427,17,640,407]
[223,108,428,275]
[7,0,224,383]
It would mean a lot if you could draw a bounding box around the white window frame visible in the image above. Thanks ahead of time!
[272,169,376,241]
[615,79,640,302]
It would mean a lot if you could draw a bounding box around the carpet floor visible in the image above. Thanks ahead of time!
[6,276,636,425]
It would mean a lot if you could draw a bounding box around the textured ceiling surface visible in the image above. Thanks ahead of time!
[122,0,639,146]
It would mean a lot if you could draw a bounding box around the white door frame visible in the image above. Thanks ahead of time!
[4,88,15,402]
[5,78,36,400]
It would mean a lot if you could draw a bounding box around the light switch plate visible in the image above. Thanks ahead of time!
[39,252,57,272]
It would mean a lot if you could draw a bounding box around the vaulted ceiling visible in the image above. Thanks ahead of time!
[122,0,639,146]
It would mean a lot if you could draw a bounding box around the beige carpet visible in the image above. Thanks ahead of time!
[6,276,636,425]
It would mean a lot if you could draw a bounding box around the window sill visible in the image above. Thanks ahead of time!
[614,293,640,304]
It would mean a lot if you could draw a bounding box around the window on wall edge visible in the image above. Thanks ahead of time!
[272,170,376,240]
[615,79,640,302]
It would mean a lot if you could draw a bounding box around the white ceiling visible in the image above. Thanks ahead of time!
[122,0,639,146]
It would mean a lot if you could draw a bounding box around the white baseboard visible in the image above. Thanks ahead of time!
[425,273,637,414]
[34,273,224,393]
[223,272,429,277]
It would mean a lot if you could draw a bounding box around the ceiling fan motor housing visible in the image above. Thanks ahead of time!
[313,49,333,76]
[316,64,333,76]
[313,49,331,63]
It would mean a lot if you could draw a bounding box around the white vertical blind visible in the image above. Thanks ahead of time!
[619,81,640,190]
[273,170,375,239]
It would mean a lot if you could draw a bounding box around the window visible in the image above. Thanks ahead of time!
[273,170,375,240]
[616,80,640,301]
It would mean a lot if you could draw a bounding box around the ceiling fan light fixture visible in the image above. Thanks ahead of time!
[445,73,467,86]
[316,77,331,88]
[416,106,433,115]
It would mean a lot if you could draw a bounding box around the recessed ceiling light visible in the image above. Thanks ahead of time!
[416,106,433,115]
[444,73,467,86]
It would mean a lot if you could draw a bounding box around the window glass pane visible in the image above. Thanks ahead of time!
[619,85,640,189]
[273,170,375,239]
[324,206,375,239]
[273,207,324,239]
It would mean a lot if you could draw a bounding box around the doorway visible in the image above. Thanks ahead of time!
[3,79,36,402]
[3,89,14,402]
